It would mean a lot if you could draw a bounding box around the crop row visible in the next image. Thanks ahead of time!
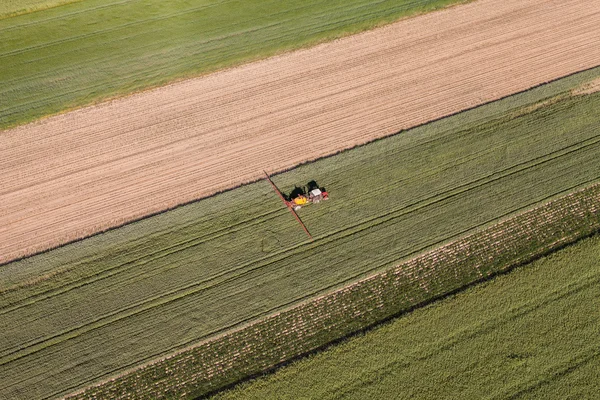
[68,182,600,399]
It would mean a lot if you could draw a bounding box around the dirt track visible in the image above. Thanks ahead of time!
[1,0,600,264]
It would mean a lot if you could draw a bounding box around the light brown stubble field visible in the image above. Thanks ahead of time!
[1,0,600,264]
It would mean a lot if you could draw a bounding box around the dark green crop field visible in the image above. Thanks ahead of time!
[0,0,465,129]
[215,234,600,400]
[1,68,600,399]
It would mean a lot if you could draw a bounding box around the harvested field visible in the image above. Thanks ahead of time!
[2,0,600,264]
[2,77,600,399]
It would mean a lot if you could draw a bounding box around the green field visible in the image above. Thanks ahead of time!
[1,68,600,399]
[215,234,600,400]
[0,0,465,130]
[0,0,79,18]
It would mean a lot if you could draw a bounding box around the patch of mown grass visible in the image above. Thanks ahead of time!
[2,70,600,399]
[0,0,467,130]
[214,234,600,400]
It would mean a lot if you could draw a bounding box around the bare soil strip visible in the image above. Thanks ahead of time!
[1,0,600,264]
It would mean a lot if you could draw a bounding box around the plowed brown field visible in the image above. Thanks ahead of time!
[1,0,600,264]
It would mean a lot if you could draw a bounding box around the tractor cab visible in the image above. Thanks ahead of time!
[308,188,327,203]
[306,180,328,203]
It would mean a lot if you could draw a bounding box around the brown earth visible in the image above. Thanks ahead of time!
[1,0,600,264]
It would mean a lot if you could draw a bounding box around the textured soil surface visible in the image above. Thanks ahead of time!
[1,0,600,264]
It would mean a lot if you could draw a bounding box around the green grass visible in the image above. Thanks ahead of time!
[1,68,600,399]
[0,0,466,130]
[214,234,600,400]
[0,0,79,18]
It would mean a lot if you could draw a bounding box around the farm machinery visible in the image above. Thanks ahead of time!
[282,181,329,211]
[264,171,329,240]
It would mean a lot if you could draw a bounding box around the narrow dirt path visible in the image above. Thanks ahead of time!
[1,0,600,264]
